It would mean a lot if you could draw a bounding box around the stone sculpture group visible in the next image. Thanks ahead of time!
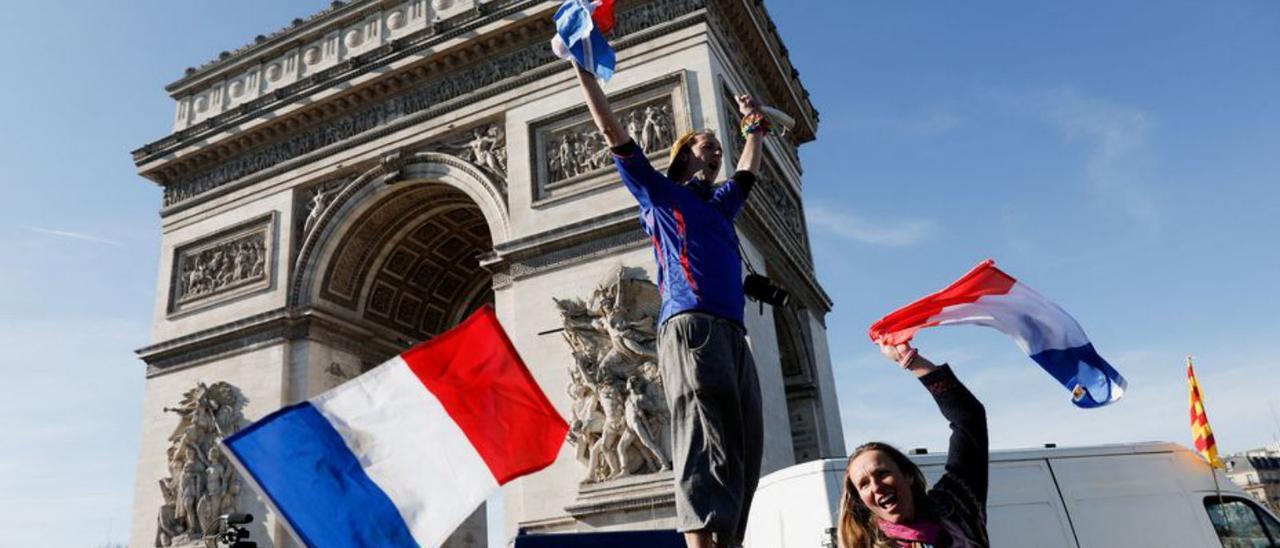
[556,266,672,483]
[155,382,246,547]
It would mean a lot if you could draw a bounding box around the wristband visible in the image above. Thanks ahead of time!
[897,348,919,369]
[740,111,774,137]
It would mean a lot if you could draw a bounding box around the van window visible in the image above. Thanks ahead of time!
[1204,497,1279,547]
[1262,508,1280,542]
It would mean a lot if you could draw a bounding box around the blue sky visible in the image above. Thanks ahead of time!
[1,1,1277,546]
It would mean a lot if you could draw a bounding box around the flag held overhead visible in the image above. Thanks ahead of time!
[869,259,1128,409]
[223,305,569,547]
[550,0,617,81]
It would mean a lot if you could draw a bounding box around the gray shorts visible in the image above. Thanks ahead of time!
[658,312,764,547]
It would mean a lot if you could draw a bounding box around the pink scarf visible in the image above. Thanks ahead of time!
[877,519,943,547]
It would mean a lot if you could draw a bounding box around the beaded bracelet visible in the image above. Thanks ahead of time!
[740,111,774,137]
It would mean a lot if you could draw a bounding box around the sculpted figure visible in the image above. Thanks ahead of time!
[587,379,627,480]
[556,134,573,179]
[626,111,642,145]
[483,125,507,175]
[640,105,661,151]
[304,185,336,235]
[155,479,183,547]
[566,369,603,466]
[433,124,507,177]
[619,376,669,473]
[197,445,227,534]
[249,238,265,277]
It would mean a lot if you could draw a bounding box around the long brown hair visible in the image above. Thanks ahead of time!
[838,442,931,548]
[666,130,716,182]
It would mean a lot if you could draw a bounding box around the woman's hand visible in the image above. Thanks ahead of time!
[879,341,939,378]
[736,94,761,117]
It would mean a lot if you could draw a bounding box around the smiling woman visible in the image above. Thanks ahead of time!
[838,343,990,548]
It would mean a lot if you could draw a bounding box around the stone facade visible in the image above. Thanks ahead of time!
[1225,445,1280,514]
[129,1,841,546]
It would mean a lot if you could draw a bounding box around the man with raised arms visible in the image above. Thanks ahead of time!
[573,63,774,548]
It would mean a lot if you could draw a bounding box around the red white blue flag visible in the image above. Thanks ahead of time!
[869,260,1128,408]
[223,306,569,547]
[551,0,617,81]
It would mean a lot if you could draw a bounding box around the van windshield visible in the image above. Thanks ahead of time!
[1204,496,1280,548]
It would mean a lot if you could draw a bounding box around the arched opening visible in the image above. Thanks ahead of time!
[290,176,496,546]
[312,182,494,348]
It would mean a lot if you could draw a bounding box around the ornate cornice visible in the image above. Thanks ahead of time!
[136,308,405,376]
[137,0,709,214]
[166,0,532,96]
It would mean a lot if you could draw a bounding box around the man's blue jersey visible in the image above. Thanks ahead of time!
[611,140,755,327]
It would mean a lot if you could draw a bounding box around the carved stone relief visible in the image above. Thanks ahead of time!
[431,122,508,179]
[169,215,274,316]
[548,100,674,185]
[751,158,812,269]
[556,266,671,483]
[716,85,812,270]
[300,179,347,241]
[155,381,246,547]
[722,86,747,157]
[532,73,688,203]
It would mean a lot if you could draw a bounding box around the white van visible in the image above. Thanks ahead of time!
[744,442,1280,547]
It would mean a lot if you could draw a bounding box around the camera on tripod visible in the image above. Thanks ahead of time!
[743,273,789,308]
[211,513,258,548]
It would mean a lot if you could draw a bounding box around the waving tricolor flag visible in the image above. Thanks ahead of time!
[223,306,568,547]
[869,259,1128,408]
[1187,357,1224,468]
[551,0,617,81]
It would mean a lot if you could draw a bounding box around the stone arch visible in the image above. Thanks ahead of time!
[290,153,508,345]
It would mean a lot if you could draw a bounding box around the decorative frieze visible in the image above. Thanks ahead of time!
[716,84,811,271]
[175,0,457,130]
[748,157,812,270]
[169,214,276,316]
[531,72,689,204]
[153,0,708,209]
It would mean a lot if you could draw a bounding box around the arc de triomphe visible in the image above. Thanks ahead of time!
[128,1,844,546]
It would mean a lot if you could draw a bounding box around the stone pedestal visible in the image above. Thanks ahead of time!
[567,472,677,527]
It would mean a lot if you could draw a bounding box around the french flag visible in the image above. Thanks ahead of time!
[869,260,1128,408]
[223,306,569,547]
[550,0,617,81]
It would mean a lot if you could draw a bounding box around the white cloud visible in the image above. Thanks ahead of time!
[808,205,935,246]
[22,226,123,246]
[1001,87,1161,229]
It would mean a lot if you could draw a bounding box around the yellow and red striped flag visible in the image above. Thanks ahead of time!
[1187,357,1224,468]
